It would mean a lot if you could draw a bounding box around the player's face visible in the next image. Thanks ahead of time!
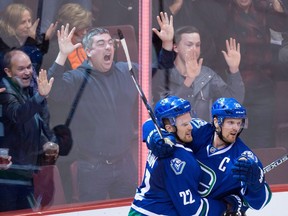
[87,33,115,72]
[221,118,243,143]
[175,113,193,143]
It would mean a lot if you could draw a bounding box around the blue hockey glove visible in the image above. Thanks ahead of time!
[146,130,176,158]
[232,156,264,192]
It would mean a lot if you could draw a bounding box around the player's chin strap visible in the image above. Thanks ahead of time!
[170,125,184,145]
[215,127,233,146]
[216,127,244,146]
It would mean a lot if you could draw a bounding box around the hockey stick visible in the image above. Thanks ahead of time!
[117,29,163,139]
[263,154,288,174]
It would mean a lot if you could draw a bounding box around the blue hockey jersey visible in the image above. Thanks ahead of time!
[130,144,226,216]
[190,119,272,210]
[142,119,272,212]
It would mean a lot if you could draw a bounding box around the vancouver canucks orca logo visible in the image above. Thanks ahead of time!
[170,158,186,175]
[197,161,216,197]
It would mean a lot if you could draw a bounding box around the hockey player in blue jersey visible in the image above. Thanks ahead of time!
[143,97,272,215]
[129,96,242,216]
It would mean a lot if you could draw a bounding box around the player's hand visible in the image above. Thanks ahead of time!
[146,130,176,158]
[223,211,246,216]
[223,194,243,215]
[232,156,264,192]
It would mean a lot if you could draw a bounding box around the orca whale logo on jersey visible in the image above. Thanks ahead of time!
[170,158,186,175]
[197,161,217,197]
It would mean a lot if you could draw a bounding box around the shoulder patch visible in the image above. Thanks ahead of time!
[241,150,258,162]
[170,158,186,175]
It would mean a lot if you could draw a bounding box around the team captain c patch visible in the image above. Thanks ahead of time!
[170,158,186,175]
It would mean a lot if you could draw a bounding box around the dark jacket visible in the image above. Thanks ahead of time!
[0,77,49,180]
[0,29,49,79]
[48,61,139,159]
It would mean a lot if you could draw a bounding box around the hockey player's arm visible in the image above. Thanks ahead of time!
[143,119,176,158]
[232,155,272,210]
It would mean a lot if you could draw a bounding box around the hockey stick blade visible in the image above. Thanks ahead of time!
[263,154,288,174]
[117,29,163,139]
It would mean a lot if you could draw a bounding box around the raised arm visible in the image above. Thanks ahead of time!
[44,21,58,41]
[153,12,175,69]
[152,12,174,51]
[221,38,241,74]
[55,24,82,66]
[37,69,54,98]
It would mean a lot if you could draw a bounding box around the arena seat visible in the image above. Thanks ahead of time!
[252,147,288,185]
[274,81,288,149]
[70,161,80,202]
[34,165,66,209]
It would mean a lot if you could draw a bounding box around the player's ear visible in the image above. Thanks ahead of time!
[213,117,220,132]
[165,124,176,133]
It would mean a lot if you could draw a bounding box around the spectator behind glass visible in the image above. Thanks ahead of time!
[154,13,244,122]
[0,3,57,76]
[47,25,138,202]
[0,50,56,212]
[42,3,93,131]
[217,0,288,148]
[42,3,93,71]
[152,0,227,69]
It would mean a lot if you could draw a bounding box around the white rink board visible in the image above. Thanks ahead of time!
[246,191,288,215]
[49,191,288,216]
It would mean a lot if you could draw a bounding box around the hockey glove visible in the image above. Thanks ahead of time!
[232,156,264,192]
[146,130,176,158]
